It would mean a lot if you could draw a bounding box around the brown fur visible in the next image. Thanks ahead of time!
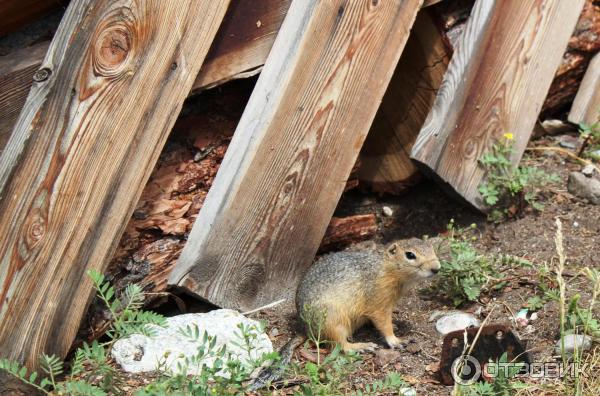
[296,238,440,351]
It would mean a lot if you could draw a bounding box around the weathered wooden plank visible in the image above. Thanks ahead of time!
[0,41,50,155]
[0,0,229,370]
[193,0,291,90]
[410,0,585,210]
[169,0,424,310]
[0,0,66,37]
[356,10,450,194]
[0,0,290,154]
[568,51,600,126]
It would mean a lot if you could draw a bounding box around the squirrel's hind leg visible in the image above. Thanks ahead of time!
[328,323,377,352]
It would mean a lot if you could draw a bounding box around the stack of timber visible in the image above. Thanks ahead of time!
[168,0,424,311]
[410,0,585,210]
[0,0,595,385]
[0,0,230,376]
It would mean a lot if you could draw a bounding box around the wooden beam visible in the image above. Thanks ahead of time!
[0,0,66,37]
[0,0,229,371]
[193,0,291,90]
[410,0,585,210]
[0,0,291,154]
[568,51,600,126]
[356,10,450,194]
[169,0,424,310]
[0,41,50,156]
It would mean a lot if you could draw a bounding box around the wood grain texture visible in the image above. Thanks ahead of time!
[193,0,291,90]
[568,51,600,125]
[170,0,424,310]
[0,0,66,37]
[0,0,229,370]
[356,10,450,194]
[0,0,290,154]
[411,0,585,210]
[0,42,50,156]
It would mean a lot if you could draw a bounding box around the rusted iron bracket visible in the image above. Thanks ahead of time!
[439,324,531,385]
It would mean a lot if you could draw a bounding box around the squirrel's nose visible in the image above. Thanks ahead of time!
[431,267,440,274]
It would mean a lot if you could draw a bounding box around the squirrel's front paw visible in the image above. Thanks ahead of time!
[385,335,402,349]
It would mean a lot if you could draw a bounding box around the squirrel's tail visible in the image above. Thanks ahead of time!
[248,334,306,391]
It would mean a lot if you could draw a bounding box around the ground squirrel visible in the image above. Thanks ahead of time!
[249,238,440,390]
[296,238,440,351]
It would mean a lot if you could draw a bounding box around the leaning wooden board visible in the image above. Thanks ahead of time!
[0,0,229,371]
[410,0,585,210]
[169,0,424,310]
[569,51,600,126]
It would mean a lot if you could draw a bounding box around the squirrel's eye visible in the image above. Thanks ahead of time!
[405,251,416,260]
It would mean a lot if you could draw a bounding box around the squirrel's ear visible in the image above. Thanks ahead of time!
[387,243,398,255]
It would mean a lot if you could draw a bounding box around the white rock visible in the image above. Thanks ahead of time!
[382,206,394,217]
[435,311,480,335]
[554,334,592,355]
[400,387,416,396]
[581,164,595,177]
[111,309,273,376]
[530,312,538,321]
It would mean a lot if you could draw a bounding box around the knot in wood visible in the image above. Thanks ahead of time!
[463,138,478,159]
[92,13,135,77]
[33,68,52,82]
[26,214,46,247]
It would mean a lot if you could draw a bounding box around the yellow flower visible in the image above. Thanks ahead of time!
[503,133,514,140]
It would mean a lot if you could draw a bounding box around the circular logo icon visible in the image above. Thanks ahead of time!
[451,355,481,385]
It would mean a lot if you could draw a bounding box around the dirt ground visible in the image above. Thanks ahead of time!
[91,77,600,395]
[241,135,600,395]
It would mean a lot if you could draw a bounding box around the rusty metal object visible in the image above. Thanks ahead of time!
[439,324,531,385]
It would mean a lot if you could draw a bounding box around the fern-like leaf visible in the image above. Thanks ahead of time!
[63,380,108,396]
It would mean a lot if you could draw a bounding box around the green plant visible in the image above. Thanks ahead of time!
[352,372,412,396]
[300,304,328,364]
[0,270,166,395]
[88,269,166,341]
[524,296,545,311]
[425,220,530,307]
[577,117,600,160]
[478,133,558,221]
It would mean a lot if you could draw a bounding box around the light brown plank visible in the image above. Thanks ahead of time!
[411,0,585,210]
[0,0,229,370]
[169,0,424,311]
[356,10,450,194]
[568,51,600,126]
